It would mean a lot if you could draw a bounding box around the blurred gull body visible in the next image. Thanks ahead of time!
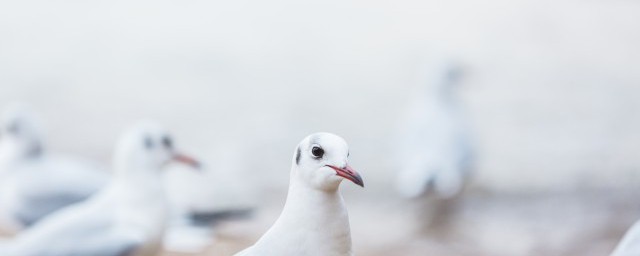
[0,104,108,232]
[235,133,363,256]
[0,121,200,256]
[611,220,640,256]
[394,59,473,198]
[163,158,255,253]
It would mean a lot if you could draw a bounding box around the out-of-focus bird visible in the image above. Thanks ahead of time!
[394,60,473,199]
[162,156,255,253]
[235,132,363,256]
[611,220,640,256]
[0,104,108,232]
[0,121,200,256]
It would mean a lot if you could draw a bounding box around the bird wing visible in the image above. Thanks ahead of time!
[163,208,254,253]
[10,157,108,226]
[7,191,125,256]
[15,228,142,256]
[13,190,90,227]
[187,208,254,226]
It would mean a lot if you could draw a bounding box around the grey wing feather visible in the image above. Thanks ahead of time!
[188,208,254,227]
[6,198,139,256]
[16,231,142,256]
[15,193,90,227]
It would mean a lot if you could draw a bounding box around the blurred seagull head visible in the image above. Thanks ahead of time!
[114,121,200,175]
[0,103,44,160]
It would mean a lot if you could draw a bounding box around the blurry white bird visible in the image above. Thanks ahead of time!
[163,173,253,253]
[162,142,255,253]
[235,132,363,256]
[0,121,200,256]
[395,60,473,199]
[0,104,108,232]
[611,220,640,256]
[163,159,254,253]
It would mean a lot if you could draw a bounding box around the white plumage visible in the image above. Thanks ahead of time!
[611,220,640,256]
[0,121,200,256]
[0,104,108,232]
[162,144,255,253]
[395,59,473,198]
[235,133,363,256]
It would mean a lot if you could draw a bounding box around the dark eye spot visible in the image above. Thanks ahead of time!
[144,136,153,149]
[7,122,20,135]
[311,146,324,158]
[162,136,173,149]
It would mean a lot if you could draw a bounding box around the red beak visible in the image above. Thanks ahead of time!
[172,153,201,170]
[327,165,364,187]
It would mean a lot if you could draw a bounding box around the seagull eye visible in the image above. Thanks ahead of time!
[7,122,20,134]
[311,146,324,158]
[144,136,154,149]
[162,136,173,149]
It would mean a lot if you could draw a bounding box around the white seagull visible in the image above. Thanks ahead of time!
[395,60,473,198]
[235,132,364,256]
[611,220,640,256]
[0,105,108,232]
[163,159,254,253]
[0,121,200,256]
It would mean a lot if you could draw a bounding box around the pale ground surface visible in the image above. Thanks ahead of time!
[158,189,639,256]
[1,0,640,255]
[2,189,637,255]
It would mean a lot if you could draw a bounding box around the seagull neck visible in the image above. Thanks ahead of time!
[0,144,14,174]
[112,165,166,204]
[266,169,353,254]
[0,145,32,177]
[287,177,342,205]
[422,85,454,105]
[111,165,168,233]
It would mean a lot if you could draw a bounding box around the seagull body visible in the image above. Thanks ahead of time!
[163,162,255,253]
[236,132,363,256]
[0,156,107,230]
[0,122,200,256]
[611,220,640,256]
[395,61,473,198]
[162,144,255,253]
[237,180,352,256]
[0,105,108,232]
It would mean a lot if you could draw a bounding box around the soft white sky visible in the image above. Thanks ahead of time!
[0,0,639,194]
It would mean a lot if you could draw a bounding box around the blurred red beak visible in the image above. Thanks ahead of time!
[327,165,364,187]
[172,153,201,169]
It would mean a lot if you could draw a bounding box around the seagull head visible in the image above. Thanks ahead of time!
[293,132,363,191]
[427,61,463,98]
[114,121,200,174]
[0,104,44,159]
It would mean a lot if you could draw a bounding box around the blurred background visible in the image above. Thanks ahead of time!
[1,0,639,255]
